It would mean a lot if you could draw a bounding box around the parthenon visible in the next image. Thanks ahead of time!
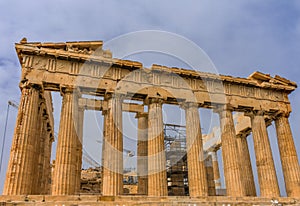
[1,39,300,205]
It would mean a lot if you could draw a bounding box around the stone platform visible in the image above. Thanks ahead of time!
[0,195,299,206]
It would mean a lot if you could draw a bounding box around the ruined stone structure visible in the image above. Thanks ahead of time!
[80,168,102,194]
[1,39,300,205]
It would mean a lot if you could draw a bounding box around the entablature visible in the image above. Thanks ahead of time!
[16,40,297,114]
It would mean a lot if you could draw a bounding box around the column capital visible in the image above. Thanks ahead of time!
[59,86,81,96]
[19,81,43,91]
[104,92,125,101]
[244,110,266,117]
[146,97,164,105]
[102,94,124,115]
[180,101,199,110]
[213,104,234,113]
[274,110,290,119]
[135,112,148,119]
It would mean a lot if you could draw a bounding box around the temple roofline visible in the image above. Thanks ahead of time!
[15,38,297,92]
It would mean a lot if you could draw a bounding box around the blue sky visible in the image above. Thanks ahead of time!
[0,0,300,196]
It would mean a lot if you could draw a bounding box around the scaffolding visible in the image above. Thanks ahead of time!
[164,123,188,196]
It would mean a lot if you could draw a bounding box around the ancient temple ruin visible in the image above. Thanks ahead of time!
[1,39,300,204]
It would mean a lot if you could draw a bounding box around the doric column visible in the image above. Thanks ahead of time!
[209,151,221,190]
[236,134,256,196]
[136,112,148,195]
[75,106,84,194]
[216,105,245,196]
[205,155,216,196]
[39,116,49,194]
[43,129,53,194]
[3,85,41,195]
[275,112,300,197]
[33,110,49,195]
[51,88,79,195]
[31,102,44,194]
[249,110,280,197]
[147,98,168,196]
[184,102,208,197]
[100,110,106,193]
[101,94,124,196]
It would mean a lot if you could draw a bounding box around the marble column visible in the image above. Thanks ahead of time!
[43,129,53,194]
[100,110,106,193]
[147,98,168,196]
[40,117,49,194]
[205,155,216,196]
[275,112,300,197]
[249,111,280,197]
[30,102,43,194]
[75,106,84,194]
[33,111,49,195]
[217,105,245,196]
[136,112,148,195]
[101,94,124,196]
[236,134,256,196]
[3,85,40,195]
[52,88,79,195]
[209,151,221,190]
[184,102,208,197]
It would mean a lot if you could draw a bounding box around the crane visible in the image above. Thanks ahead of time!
[4,100,134,169]
[0,100,19,175]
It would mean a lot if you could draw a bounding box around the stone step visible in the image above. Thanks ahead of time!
[0,195,299,206]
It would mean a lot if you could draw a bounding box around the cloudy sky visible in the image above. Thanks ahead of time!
[0,0,300,196]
